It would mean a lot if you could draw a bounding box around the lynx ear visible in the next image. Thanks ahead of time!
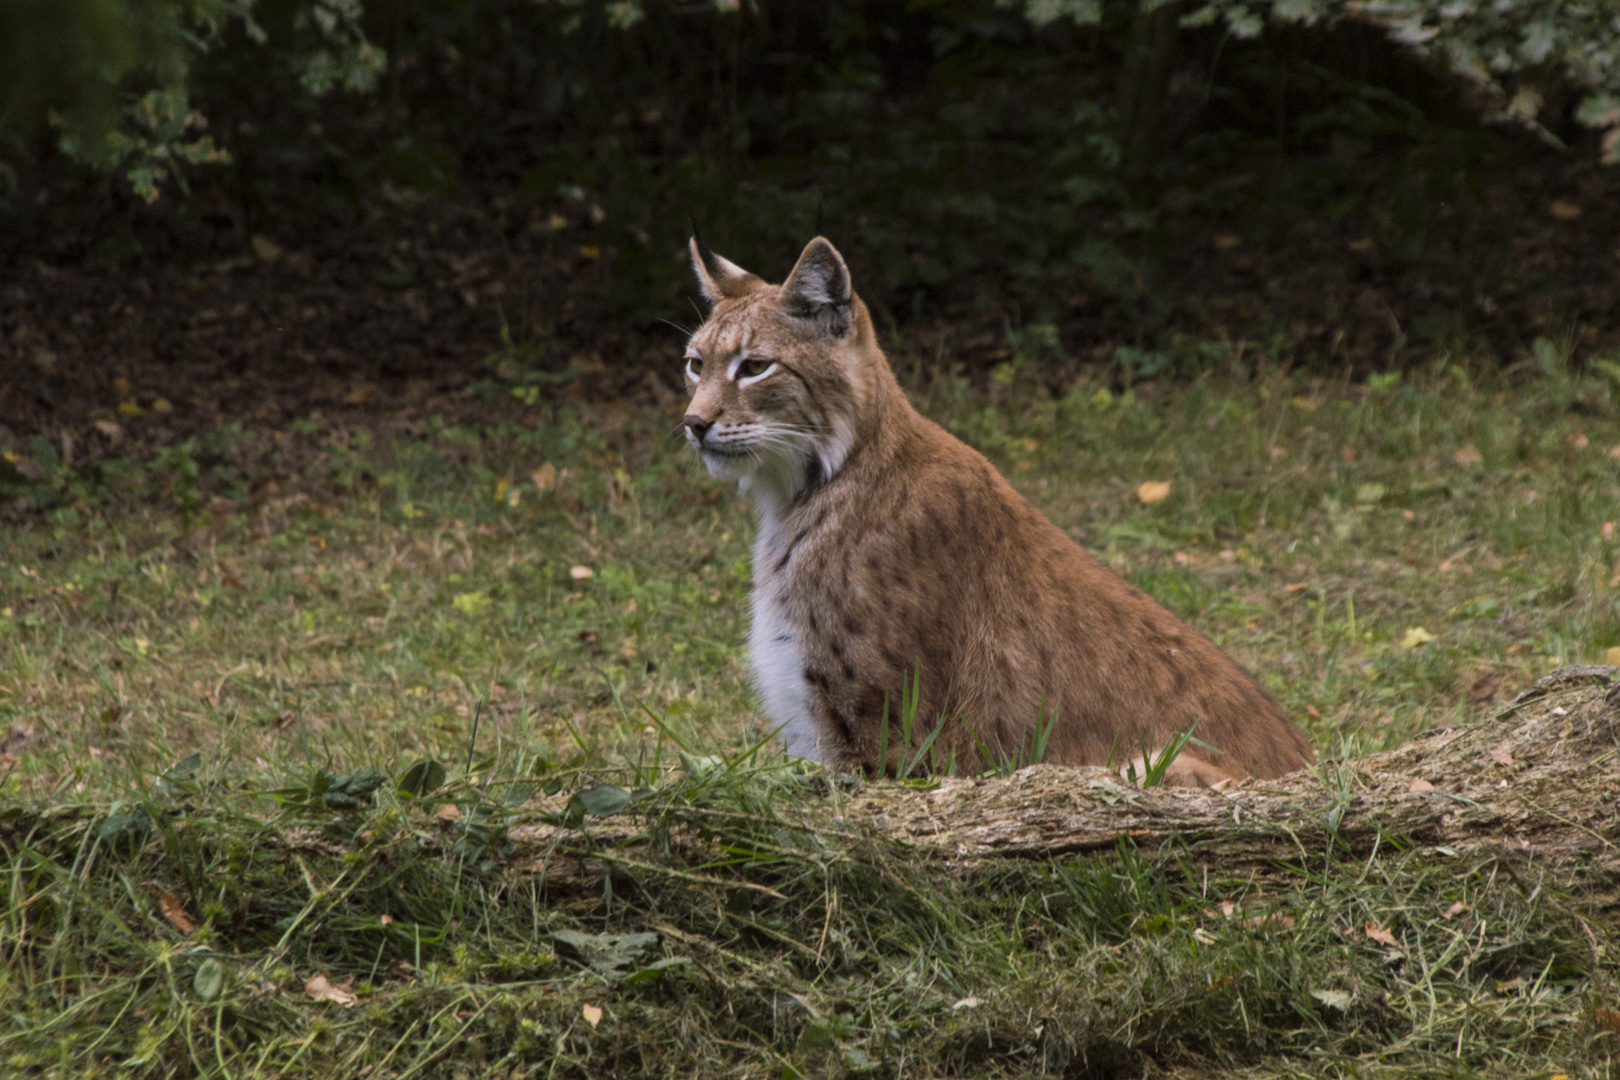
[689,237,762,303]
[780,237,852,335]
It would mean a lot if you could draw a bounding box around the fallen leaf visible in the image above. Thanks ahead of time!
[1488,747,1514,768]
[581,1003,603,1027]
[1311,989,1352,1011]
[1469,672,1501,702]
[94,419,122,440]
[1363,922,1398,948]
[1453,445,1483,466]
[1569,433,1590,451]
[1136,480,1171,504]
[150,397,173,414]
[531,463,558,493]
[1172,551,1191,566]
[1400,627,1435,649]
[305,974,357,1008]
[343,385,375,405]
[1408,778,1436,793]
[1284,582,1309,593]
[1339,444,1357,462]
[154,890,197,934]
[576,629,598,645]
[1219,900,1236,918]
[618,638,638,659]
[251,234,283,262]
[1214,233,1241,249]
[1442,901,1468,918]
[1604,521,1616,541]
[570,565,594,580]
[1550,199,1582,220]
[436,803,462,821]
[1249,911,1296,931]
[1596,1007,1620,1032]
[1607,646,1620,666]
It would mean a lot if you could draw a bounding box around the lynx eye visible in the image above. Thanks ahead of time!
[685,354,703,377]
[737,358,772,379]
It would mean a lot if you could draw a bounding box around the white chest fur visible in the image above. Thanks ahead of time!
[747,513,822,761]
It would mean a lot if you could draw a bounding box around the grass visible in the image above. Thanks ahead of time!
[3,342,1620,1077]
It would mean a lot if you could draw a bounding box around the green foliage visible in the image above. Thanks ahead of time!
[1,0,381,200]
[1005,0,1620,158]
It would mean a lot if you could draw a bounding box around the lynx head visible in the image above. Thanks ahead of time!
[682,236,868,508]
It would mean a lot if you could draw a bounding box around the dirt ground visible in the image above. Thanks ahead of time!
[6,135,1620,467]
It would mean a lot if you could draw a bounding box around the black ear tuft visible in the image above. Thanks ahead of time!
[689,236,763,303]
[780,237,852,335]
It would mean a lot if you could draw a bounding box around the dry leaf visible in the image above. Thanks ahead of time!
[436,803,462,821]
[1453,445,1483,466]
[1488,747,1514,768]
[531,463,558,493]
[154,890,198,935]
[1249,911,1296,931]
[343,385,375,405]
[619,638,638,659]
[1136,480,1171,504]
[1550,199,1582,220]
[570,565,594,580]
[1569,433,1590,451]
[1408,778,1435,793]
[1596,1007,1620,1032]
[251,234,283,261]
[1442,901,1468,918]
[1363,922,1398,948]
[1607,646,1620,667]
[1339,444,1357,462]
[305,974,357,1008]
[1214,233,1241,250]
[1603,522,1616,541]
[1469,672,1501,703]
[1284,583,1310,593]
[1400,627,1435,649]
[581,1003,603,1028]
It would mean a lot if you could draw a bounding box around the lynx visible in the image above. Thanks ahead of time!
[681,235,1314,786]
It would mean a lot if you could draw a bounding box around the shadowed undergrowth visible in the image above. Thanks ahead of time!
[4,353,1620,1076]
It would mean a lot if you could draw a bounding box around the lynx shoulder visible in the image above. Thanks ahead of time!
[680,235,1314,785]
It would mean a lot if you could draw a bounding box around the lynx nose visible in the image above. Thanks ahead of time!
[684,413,713,440]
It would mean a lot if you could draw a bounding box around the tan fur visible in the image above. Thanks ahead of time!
[681,236,1315,786]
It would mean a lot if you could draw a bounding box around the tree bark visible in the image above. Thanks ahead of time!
[1115,0,1185,168]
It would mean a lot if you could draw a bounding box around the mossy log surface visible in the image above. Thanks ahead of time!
[843,666,1620,912]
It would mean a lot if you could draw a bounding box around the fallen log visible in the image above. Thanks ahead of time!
[842,665,1620,912]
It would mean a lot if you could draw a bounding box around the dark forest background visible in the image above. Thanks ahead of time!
[4,0,1620,470]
